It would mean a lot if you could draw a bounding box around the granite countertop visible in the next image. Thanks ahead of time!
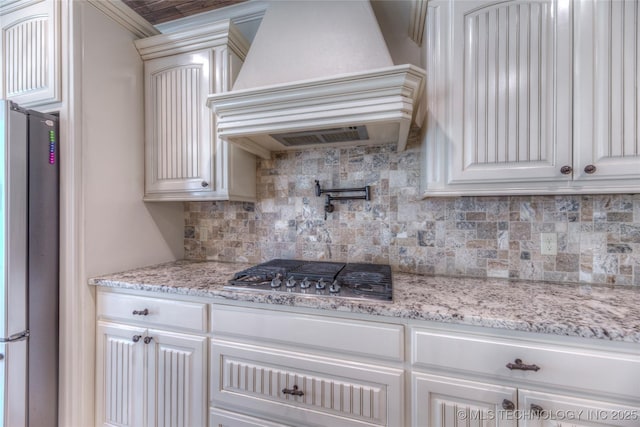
[89,260,640,344]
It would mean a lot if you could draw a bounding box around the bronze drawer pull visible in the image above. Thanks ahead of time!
[132,335,142,343]
[132,309,149,316]
[506,358,540,372]
[282,385,304,396]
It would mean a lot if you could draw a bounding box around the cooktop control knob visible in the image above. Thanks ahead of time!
[285,277,296,288]
[300,277,311,289]
[315,278,326,290]
[329,280,341,293]
[270,277,282,288]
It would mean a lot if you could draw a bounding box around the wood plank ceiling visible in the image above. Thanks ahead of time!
[122,0,248,25]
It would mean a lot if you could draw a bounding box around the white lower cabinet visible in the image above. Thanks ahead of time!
[210,408,289,427]
[413,373,518,427]
[96,321,146,427]
[95,291,208,427]
[146,329,207,427]
[412,373,640,427]
[210,340,403,427]
[95,288,640,427]
[209,305,405,427]
[410,326,640,427]
[518,390,640,427]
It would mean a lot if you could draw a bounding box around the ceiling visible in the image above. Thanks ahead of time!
[122,0,248,25]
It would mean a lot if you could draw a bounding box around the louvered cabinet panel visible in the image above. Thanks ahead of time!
[0,0,60,107]
[210,408,290,427]
[574,0,640,183]
[143,51,213,196]
[96,321,146,427]
[448,0,572,184]
[147,329,207,427]
[518,389,640,427]
[211,339,404,427]
[412,373,518,427]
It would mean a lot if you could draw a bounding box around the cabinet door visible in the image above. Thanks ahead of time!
[574,0,640,186]
[210,408,291,427]
[146,328,207,427]
[412,373,518,427]
[0,0,60,107]
[143,50,213,197]
[424,0,572,192]
[96,321,146,427]
[518,389,640,427]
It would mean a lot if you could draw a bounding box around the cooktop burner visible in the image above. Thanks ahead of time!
[227,259,392,302]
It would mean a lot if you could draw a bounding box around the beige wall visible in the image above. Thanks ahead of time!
[81,3,183,278]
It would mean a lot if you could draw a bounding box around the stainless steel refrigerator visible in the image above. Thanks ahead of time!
[0,100,59,427]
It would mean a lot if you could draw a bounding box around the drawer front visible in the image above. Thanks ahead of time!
[211,305,404,361]
[210,408,291,427]
[411,328,640,399]
[211,339,404,427]
[97,291,207,332]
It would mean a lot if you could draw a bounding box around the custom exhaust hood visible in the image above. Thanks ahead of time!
[206,0,426,159]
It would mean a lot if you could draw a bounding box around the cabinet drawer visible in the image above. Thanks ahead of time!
[97,291,207,332]
[211,339,404,427]
[210,408,290,427]
[211,305,404,361]
[411,328,640,399]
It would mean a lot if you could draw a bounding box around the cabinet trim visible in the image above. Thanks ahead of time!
[135,19,249,60]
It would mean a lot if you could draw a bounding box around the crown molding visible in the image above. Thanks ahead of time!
[135,19,249,60]
[155,0,267,36]
[87,0,159,39]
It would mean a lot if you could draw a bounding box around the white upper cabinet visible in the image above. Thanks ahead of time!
[448,0,572,185]
[573,0,640,186]
[0,0,61,107]
[136,21,256,202]
[422,0,640,196]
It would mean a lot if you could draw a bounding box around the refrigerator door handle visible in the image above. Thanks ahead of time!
[0,329,30,342]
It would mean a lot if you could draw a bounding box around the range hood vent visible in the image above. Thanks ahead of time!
[271,126,369,147]
[207,1,425,159]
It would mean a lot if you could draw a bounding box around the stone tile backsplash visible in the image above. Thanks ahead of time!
[184,138,640,286]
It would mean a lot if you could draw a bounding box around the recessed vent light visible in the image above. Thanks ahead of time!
[270,126,369,147]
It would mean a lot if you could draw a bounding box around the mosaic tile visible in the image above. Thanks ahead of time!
[183,137,640,287]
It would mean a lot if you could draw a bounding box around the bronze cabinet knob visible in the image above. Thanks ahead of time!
[560,165,573,175]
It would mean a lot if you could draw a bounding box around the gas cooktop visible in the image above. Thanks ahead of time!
[226,259,393,302]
